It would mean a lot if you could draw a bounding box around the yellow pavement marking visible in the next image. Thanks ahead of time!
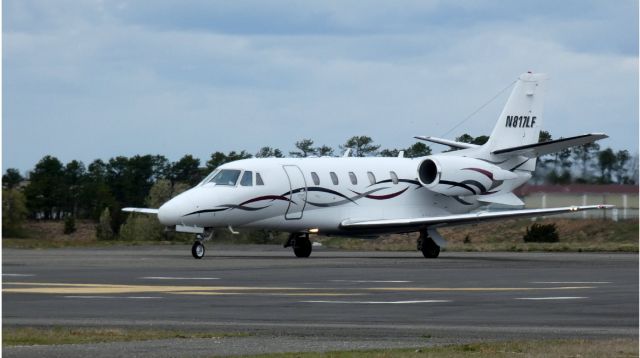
[2,281,596,296]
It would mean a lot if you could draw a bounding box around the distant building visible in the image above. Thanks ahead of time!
[514,184,639,220]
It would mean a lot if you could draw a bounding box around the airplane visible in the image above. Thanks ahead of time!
[124,72,612,259]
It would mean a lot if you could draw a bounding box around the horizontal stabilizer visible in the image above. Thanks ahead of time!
[476,193,524,206]
[414,136,479,150]
[492,133,608,157]
[341,205,613,231]
[122,207,159,215]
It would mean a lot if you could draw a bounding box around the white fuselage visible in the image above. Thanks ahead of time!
[157,156,518,236]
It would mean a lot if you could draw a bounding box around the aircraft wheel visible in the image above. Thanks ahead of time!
[420,237,440,258]
[293,237,312,258]
[192,241,205,259]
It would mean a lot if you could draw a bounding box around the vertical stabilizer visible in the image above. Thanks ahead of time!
[484,72,547,154]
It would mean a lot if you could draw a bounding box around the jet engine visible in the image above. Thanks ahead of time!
[417,155,517,196]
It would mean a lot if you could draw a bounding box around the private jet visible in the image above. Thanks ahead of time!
[124,72,611,259]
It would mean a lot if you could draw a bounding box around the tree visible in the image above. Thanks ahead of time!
[316,145,334,157]
[455,134,475,144]
[82,159,116,220]
[538,130,552,143]
[256,147,284,158]
[2,188,28,237]
[207,150,252,171]
[96,207,114,240]
[341,136,380,157]
[597,148,616,183]
[145,179,189,208]
[449,134,486,152]
[24,155,66,219]
[381,142,432,158]
[404,142,432,158]
[207,152,228,171]
[289,139,317,157]
[379,148,400,157]
[2,168,23,189]
[170,155,201,186]
[614,150,631,184]
[120,179,191,242]
[572,143,600,182]
[535,131,554,183]
[64,160,86,217]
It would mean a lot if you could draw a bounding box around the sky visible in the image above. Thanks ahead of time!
[3,0,639,173]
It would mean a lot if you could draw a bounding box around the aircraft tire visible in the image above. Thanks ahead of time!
[192,241,205,259]
[420,238,440,258]
[293,238,312,258]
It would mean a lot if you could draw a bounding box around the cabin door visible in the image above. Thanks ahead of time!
[283,165,307,220]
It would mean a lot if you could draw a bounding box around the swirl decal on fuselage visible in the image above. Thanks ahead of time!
[182,179,420,216]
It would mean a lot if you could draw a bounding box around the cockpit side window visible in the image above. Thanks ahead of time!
[199,169,219,186]
[240,171,253,186]
[256,173,265,185]
[209,169,241,186]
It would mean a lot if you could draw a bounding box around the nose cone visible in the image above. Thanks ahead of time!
[158,197,183,226]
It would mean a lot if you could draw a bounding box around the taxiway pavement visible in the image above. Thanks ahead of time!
[3,245,638,357]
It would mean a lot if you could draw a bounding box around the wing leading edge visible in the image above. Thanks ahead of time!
[122,207,159,215]
[340,205,613,231]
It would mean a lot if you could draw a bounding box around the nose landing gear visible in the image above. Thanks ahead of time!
[191,229,214,259]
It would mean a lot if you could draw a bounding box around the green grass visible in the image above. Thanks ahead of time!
[2,326,247,347]
[319,218,639,253]
[3,218,638,252]
[239,339,638,358]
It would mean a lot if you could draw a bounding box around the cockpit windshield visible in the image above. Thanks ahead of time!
[209,169,242,186]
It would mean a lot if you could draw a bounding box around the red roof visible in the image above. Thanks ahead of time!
[515,184,639,195]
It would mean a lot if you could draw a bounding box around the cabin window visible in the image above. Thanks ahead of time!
[330,172,339,185]
[311,172,320,185]
[349,172,357,185]
[256,173,265,185]
[390,171,399,184]
[240,171,253,186]
[210,169,241,186]
[367,171,376,185]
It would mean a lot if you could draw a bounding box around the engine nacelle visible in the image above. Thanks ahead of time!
[417,155,517,196]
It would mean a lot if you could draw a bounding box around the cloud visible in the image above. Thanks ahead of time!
[3,1,638,172]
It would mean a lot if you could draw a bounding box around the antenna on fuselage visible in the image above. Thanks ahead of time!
[342,149,351,157]
[398,151,405,158]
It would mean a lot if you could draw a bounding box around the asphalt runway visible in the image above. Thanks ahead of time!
[3,244,638,357]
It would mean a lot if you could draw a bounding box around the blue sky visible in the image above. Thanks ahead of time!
[3,0,638,172]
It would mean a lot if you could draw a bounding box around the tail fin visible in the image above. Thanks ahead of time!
[484,72,547,153]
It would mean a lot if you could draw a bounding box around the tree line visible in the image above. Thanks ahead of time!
[2,133,636,237]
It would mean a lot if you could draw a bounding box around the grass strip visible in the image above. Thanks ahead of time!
[239,338,638,358]
[3,326,247,347]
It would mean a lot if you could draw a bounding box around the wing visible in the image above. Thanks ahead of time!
[491,133,607,157]
[340,205,613,231]
[122,207,159,215]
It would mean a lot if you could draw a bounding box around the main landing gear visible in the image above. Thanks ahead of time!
[417,230,440,258]
[284,232,312,258]
[191,229,214,259]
